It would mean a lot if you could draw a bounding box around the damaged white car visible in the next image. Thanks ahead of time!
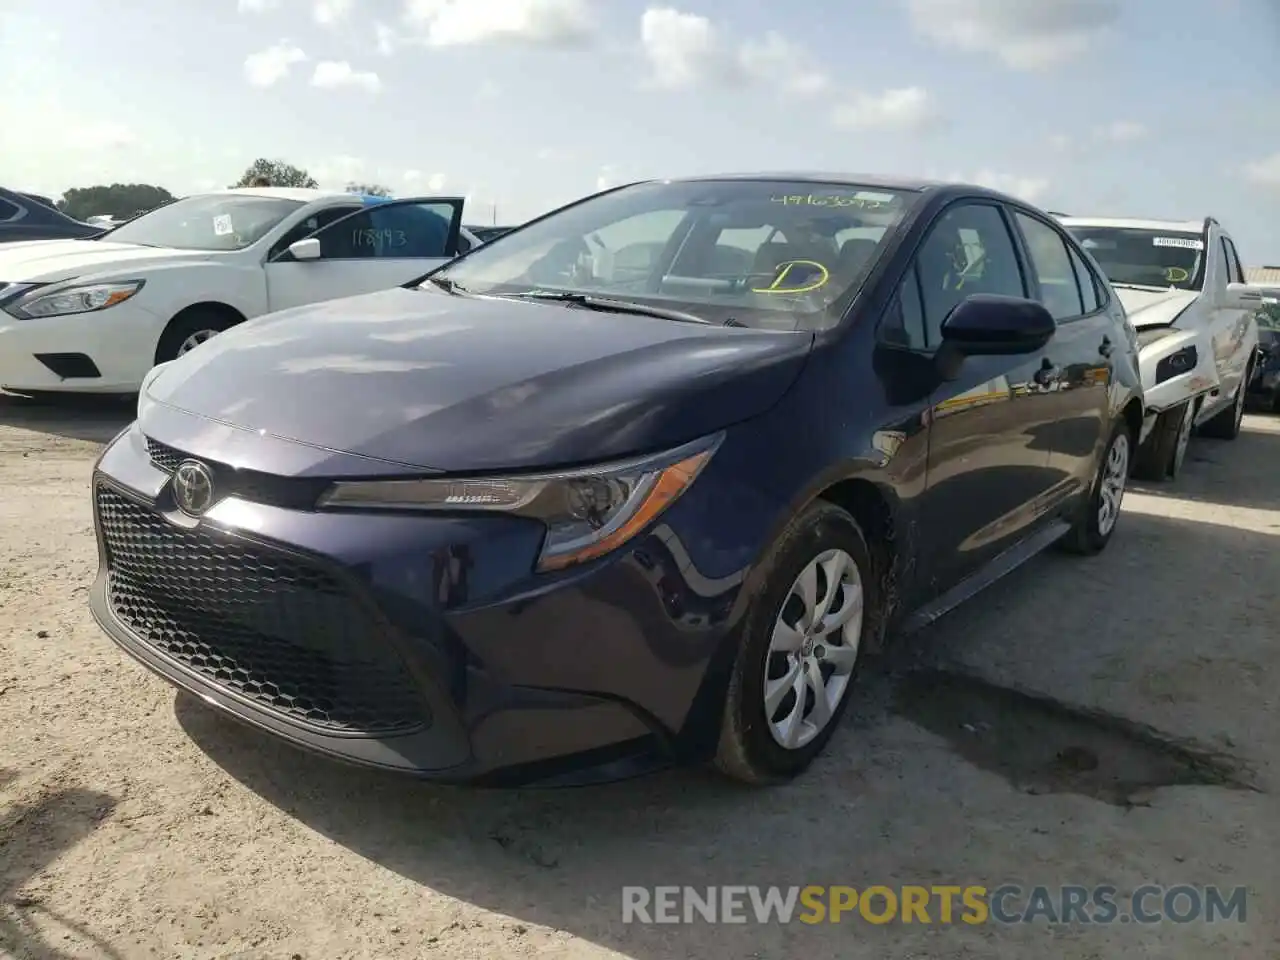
[1059,216,1261,480]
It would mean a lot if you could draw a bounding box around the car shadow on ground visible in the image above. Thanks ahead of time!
[0,775,122,960]
[0,394,134,445]
[173,507,1276,959]
[1128,422,1280,513]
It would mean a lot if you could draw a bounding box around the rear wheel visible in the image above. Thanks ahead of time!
[1133,399,1195,481]
[1059,419,1131,556]
[714,501,877,785]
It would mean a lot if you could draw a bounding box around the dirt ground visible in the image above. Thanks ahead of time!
[0,397,1276,960]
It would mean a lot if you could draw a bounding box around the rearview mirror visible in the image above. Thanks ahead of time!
[940,294,1056,356]
[288,238,321,261]
[1224,282,1264,311]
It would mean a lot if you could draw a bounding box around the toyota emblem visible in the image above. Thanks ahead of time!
[172,460,216,516]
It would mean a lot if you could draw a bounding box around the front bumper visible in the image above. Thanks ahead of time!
[89,423,750,785]
[0,301,165,393]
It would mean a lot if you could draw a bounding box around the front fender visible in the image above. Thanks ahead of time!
[1138,327,1219,414]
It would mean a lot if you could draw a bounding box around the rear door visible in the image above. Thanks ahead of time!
[263,197,465,311]
[1009,208,1112,506]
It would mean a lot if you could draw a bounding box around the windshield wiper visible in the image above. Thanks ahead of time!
[507,291,711,324]
[1111,281,1177,293]
[424,276,469,295]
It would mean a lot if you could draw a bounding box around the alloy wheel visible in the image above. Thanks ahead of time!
[1097,431,1130,536]
[178,329,219,355]
[764,548,863,750]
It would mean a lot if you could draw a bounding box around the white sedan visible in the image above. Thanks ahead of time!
[0,188,480,394]
[1059,215,1260,480]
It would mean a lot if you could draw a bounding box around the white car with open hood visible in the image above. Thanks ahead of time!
[1059,215,1261,480]
[0,188,480,394]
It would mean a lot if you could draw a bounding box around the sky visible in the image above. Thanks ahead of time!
[2,0,1279,261]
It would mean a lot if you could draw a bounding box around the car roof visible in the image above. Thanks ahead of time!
[643,171,1049,207]
[1058,215,1206,233]
[215,187,351,203]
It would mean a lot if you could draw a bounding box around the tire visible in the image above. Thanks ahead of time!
[714,501,878,785]
[1133,399,1195,482]
[1199,358,1252,440]
[154,308,239,365]
[1058,418,1132,556]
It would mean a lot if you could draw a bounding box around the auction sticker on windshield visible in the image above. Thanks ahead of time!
[212,214,234,236]
[770,193,896,209]
[1152,237,1204,250]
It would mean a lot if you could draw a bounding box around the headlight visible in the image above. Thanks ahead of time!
[318,435,722,572]
[5,280,145,319]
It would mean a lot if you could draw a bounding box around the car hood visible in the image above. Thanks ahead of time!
[0,239,212,282]
[142,287,815,473]
[1114,286,1200,329]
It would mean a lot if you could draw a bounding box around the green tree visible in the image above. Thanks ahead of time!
[232,158,318,189]
[345,182,393,197]
[59,183,175,220]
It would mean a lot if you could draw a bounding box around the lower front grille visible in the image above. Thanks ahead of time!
[96,484,428,735]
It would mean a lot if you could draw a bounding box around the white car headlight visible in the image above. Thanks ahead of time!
[318,435,721,572]
[5,280,145,319]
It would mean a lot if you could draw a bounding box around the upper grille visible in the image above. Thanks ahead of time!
[145,437,184,472]
[96,484,428,735]
[143,436,329,510]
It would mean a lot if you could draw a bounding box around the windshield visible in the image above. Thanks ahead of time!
[105,195,304,251]
[427,179,917,329]
[1064,226,1204,291]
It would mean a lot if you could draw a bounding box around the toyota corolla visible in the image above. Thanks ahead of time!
[89,174,1143,786]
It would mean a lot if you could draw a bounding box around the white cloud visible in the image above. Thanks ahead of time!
[951,169,1052,204]
[402,0,594,47]
[311,60,382,92]
[596,165,616,191]
[1094,120,1148,143]
[736,32,827,94]
[403,170,448,191]
[831,87,937,131]
[640,8,718,89]
[1047,133,1072,152]
[905,0,1120,69]
[1244,153,1280,187]
[639,9,826,94]
[313,0,352,25]
[374,22,398,54]
[474,79,502,100]
[243,41,307,87]
[237,0,279,11]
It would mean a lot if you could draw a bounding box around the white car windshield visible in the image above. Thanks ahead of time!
[1065,226,1204,291]
[105,195,304,251]
[425,179,917,330]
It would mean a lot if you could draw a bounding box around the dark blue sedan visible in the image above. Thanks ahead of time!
[89,173,1144,786]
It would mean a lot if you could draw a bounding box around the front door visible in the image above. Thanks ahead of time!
[906,201,1062,598]
[264,197,465,311]
[1009,209,1112,504]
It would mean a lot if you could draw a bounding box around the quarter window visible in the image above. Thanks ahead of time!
[1067,246,1101,313]
[0,198,21,220]
[1015,212,1085,321]
[913,203,1025,346]
[1221,237,1244,284]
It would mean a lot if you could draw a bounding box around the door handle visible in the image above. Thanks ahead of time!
[1099,336,1113,357]
[1033,362,1059,387]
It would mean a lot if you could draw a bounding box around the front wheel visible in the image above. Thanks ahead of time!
[1133,399,1195,481]
[1059,419,1131,556]
[714,501,878,785]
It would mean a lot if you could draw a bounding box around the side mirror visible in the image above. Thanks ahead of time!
[1224,282,1264,311]
[287,238,321,261]
[939,294,1056,357]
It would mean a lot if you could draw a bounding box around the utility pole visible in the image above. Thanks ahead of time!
[491,201,497,225]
